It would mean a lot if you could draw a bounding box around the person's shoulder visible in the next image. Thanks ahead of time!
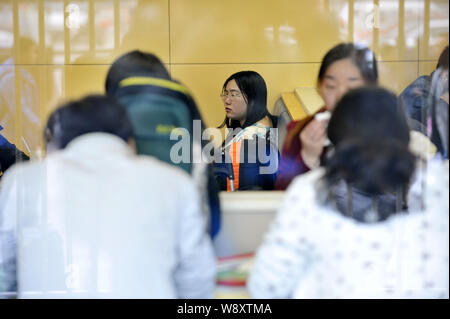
[133,154,194,185]
[416,74,431,84]
[0,132,14,147]
[289,168,325,191]
[402,75,431,93]
[277,168,343,228]
[283,119,306,147]
[237,124,269,141]
[0,157,45,187]
[279,168,326,212]
[286,120,301,131]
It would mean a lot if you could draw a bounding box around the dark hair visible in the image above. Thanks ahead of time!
[105,50,170,96]
[45,95,134,149]
[318,43,378,85]
[437,46,449,70]
[325,86,415,196]
[219,71,272,129]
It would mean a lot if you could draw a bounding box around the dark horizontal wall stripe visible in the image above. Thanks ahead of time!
[5,60,438,67]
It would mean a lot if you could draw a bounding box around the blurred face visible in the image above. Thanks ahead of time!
[319,58,365,111]
[222,79,248,125]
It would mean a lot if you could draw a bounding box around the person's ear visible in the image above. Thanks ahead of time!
[44,127,51,138]
[44,128,53,144]
[44,128,58,154]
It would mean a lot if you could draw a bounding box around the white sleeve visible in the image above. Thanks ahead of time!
[247,179,315,299]
[0,169,19,296]
[174,180,217,299]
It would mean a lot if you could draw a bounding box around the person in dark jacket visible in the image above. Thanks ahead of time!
[0,126,29,179]
[215,71,279,191]
[105,50,221,238]
[399,46,449,137]
[427,46,449,158]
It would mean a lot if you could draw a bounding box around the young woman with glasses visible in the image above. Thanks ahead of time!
[214,71,279,191]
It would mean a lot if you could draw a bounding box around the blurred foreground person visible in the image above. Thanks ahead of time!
[215,70,279,191]
[105,50,221,238]
[0,95,216,298]
[248,87,448,298]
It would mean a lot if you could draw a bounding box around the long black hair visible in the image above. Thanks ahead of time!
[219,71,275,129]
[322,86,416,218]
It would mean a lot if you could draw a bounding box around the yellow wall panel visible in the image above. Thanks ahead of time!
[419,61,440,75]
[418,0,449,60]
[0,64,47,154]
[66,0,169,65]
[40,64,112,138]
[64,65,109,100]
[108,0,169,64]
[10,0,169,66]
[378,0,420,61]
[378,61,422,93]
[170,0,342,63]
[350,0,424,61]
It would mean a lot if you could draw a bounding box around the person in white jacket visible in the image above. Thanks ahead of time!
[0,95,216,299]
[248,87,449,299]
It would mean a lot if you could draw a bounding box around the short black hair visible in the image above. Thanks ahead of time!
[105,50,170,96]
[318,43,378,85]
[325,86,415,195]
[45,95,134,149]
[219,71,270,129]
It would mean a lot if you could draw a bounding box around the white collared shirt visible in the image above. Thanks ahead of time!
[0,133,216,298]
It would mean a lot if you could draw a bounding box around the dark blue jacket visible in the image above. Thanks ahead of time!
[0,125,29,177]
